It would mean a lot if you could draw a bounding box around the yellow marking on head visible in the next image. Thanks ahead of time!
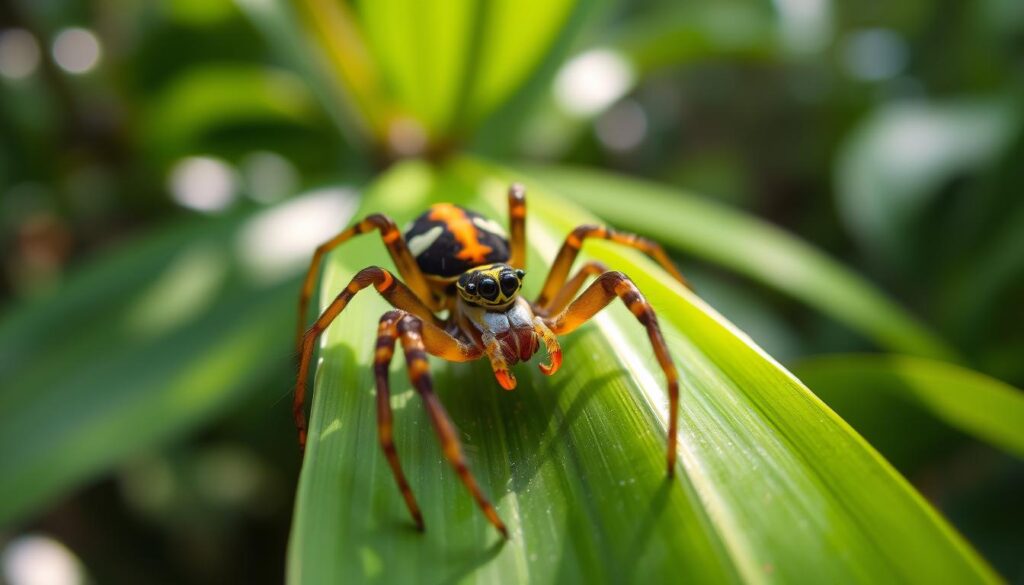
[456,263,523,308]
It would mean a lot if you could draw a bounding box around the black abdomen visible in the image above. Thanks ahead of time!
[404,203,509,278]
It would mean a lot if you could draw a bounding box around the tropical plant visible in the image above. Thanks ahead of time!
[0,0,1021,583]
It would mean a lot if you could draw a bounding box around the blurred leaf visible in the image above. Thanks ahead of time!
[835,98,1020,272]
[292,0,393,143]
[274,0,580,150]
[289,158,996,583]
[144,64,320,161]
[937,126,1024,367]
[795,355,1024,469]
[235,0,371,155]
[512,163,955,360]
[355,0,474,137]
[0,191,357,526]
[613,2,780,75]
[461,0,578,129]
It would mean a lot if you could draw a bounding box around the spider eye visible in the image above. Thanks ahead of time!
[500,272,519,297]
[515,269,525,279]
[478,277,498,300]
[465,282,477,294]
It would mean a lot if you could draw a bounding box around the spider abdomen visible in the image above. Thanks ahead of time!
[404,203,510,278]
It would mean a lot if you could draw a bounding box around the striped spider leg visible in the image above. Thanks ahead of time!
[293,267,439,451]
[373,311,508,537]
[541,271,681,477]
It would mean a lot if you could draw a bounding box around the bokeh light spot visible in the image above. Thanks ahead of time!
[168,156,239,213]
[52,28,101,75]
[0,29,41,80]
[236,187,357,284]
[2,535,85,585]
[841,28,909,82]
[596,100,648,152]
[241,151,298,204]
[554,49,634,117]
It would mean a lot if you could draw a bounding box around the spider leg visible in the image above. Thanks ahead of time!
[507,183,527,269]
[535,260,609,317]
[374,310,484,532]
[297,213,438,348]
[293,266,439,451]
[534,225,688,311]
[544,271,680,477]
[373,311,424,531]
[395,316,509,538]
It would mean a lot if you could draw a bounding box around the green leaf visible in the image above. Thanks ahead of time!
[355,0,475,137]
[461,0,578,128]
[612,2,780,75]
[288,159,997,583]
[794,354,1024,467]
[0,191,357,526]
[289,0,579,146]
[235,0,372,154]
[143,64,319,161]
[512,163,955,361]
[835,98,1020,271]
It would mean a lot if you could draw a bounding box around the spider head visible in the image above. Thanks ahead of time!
[456,263,525,309]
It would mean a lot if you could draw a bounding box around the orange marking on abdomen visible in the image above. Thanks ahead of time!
[428,204,493,263]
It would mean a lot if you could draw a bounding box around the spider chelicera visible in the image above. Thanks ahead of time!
[293,184,687,537]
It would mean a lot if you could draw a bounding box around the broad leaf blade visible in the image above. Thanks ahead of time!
[514,163,955,360]
[288,159,997,583]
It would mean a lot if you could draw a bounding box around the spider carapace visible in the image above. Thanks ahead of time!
[293,184,688,538]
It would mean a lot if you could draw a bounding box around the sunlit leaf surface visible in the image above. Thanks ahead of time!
[288,159,997,584]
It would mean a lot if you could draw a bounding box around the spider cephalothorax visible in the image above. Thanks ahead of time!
[294,184,689,538]
[456,263,525,308]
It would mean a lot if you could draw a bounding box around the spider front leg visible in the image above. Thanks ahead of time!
[297,213,439,347]
[373,310,483,532]
[377,314,507,537]
[293,266,439,451]
[545,271,680,477]
[535,260,609,317]
[507,183,527,269]
[534,225,688,311]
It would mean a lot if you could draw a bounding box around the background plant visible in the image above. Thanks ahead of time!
[0,0,1021,583]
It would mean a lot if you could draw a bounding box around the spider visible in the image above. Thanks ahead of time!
[293,184,687,538]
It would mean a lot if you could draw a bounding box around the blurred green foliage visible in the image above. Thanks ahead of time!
[0,0,1021,583]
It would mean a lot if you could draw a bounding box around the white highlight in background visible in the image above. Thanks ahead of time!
[772,0,832,55]
[2,535,85,585]
[596,100,648,152]
[236,187,358,284]
[554,49,635,117]
[0,29,41,80]
[841,28,909,82]
[240,151,298,204]
[52,28,101,75]
[168,156,239,213]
